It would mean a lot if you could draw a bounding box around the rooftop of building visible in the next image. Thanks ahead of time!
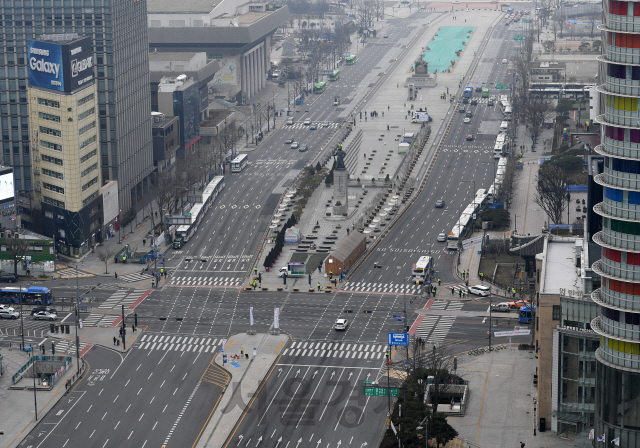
[531,61,567,70]
[1,229,53,242]
[147,0,219,14]
[151,112,179,128]
[37,33,88,45]
[235,11,271,25]
[149,52,202,62]
[540,236,582,295]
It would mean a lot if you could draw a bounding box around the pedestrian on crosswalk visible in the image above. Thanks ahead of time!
[115,272,118,279]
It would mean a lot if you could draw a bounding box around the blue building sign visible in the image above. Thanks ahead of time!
[388,332,410,346]
[28,40,65,91]
[28,36,93,92]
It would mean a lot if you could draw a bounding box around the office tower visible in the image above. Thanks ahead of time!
[592,1,640,445]
[0,0,153,221]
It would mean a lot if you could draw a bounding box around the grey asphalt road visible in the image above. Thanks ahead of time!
[159,13,440,287]
[346,23,523,290]
[19,342,228,448]
[223,348,391,448]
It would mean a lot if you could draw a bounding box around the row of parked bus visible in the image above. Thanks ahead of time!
[173,176,226,248]
[446,189,490,251]
[499,95,512,121]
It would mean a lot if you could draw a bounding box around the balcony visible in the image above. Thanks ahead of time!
[594,200,640,221]
[606,14,640,33]
[596,139,640,159]
[593,287,640,312]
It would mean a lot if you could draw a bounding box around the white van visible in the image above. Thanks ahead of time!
[500,121,509,133]
[286,117,294,125]
[502,58,508,64]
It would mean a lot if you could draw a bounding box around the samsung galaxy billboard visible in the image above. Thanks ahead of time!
[28,36,94,92]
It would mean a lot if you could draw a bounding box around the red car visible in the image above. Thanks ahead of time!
[466,134,474,141]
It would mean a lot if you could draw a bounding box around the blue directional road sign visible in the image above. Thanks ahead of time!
[388,332,410,346]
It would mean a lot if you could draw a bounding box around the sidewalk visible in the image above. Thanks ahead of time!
[0,347,84,448]
[49,325,144,353]
[450,348,574,448]
[195,332,289,448]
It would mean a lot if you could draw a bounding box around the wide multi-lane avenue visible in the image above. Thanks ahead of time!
[14,6,536,448]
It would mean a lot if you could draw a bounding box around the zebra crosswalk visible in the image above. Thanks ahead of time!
[287,122,340,130]
[413,300,464,345]
[340,281,423,294]
[55,267,95,278]
[82,289,148,327]
[117,272,153,283]
[136,334,223,352]
[167,276,243,287]
[52,339,92,356]
[281,341,386,359]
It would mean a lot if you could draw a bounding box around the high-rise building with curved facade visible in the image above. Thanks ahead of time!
[593,1,640,445]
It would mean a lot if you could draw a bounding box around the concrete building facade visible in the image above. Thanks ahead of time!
[0,0,155,220]
[147,0,290,104]
[593,0,640,444]
[27,35,103,257]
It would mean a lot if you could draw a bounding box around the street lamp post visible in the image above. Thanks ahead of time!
[75,265,80,373]
[19,284,25,349]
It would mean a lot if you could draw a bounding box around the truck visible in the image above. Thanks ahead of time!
[278,262,306,277]
[333,96,340,106]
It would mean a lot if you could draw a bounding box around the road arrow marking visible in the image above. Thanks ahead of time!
[256,436,263,446]
[237,435,244,446]
[348,372,353,380]
[296,438,302,448]
[313,370,318,379]
[295,369,300,378]
[275,437,283,447]
[337,440,342,447]
[278,368,283,377]
[330,371,335,380]
[316,439,322,447]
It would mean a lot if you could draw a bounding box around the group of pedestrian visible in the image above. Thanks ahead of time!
[461,270,469,279]
[428,285,438,297]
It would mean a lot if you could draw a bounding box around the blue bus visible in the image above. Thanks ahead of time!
[463,86,473,99]
[507,7,514,14]
[0,286,54,305]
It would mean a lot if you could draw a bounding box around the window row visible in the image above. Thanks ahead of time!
[37,98,59,108]
[39,126,60,137]
[42,154,62,166]
[80,162,97,177]
[42,168,63,180]
[602,246,640,265]
[602,305,640,325]
[40,140,62,151]
[605,124,640,143]
[604,276,640,295]
[78,107,94,121]
[609,0,640,16]
[602,335,640,354]
[43,196,64,209]
[607,216,640,235]
[608,62,640,81]
[38,112,60,123]
[606,94,640,112]
[607,32,640,49]
[605,156,640,174]
[77,92,94,107]
[80,148,96,163]
[604,186,640,204]
[78,121,95,135]
[81,176,98,191]
[79,134,96,149]
[43,182,64,194]
[82,190,98,207]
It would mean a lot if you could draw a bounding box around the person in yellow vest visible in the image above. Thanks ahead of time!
[122,255,126,263]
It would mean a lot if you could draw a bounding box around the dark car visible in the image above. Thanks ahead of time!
[299,145,308,152]
[470,99,478,106]
[462,98,469,104]
[309,123,318,130]
[466,134,474,141]
[487,100,494,106]
[459,107,466,114]
[435,199,445,208]
[0,273,17,283]
[465,112,473,118]
[31,306,57,316]
[285,138,294,144]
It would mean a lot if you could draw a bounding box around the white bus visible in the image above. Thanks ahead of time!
[447,213,473,250]
[475,189,487,197]
[493,142,504,159]
[487,184,497,202]
[499,121,509,133]
[412,255,434,284]
[231,154,249,172]
[504,106,512,121]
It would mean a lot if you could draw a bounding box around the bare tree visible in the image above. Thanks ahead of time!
[534,164,569,225]
[5,237,30,277]
[523,95,556,146]
[97,248,115,274]
[417,345,457,413]
[587,8,601,38]
[555,9,566,38]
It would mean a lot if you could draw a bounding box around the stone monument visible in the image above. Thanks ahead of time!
[332,150,349,216]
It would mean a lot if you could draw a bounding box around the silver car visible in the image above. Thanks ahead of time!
[0,308,19,319]
[291,142,300,149]
[334,318,349,330]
